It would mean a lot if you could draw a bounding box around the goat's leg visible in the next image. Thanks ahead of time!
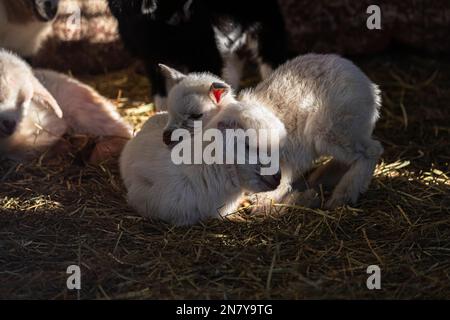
[277,160,350,209]
[89,136,130,164]
[249,165,295,213]
[322,139,383,209]
[307,159,350,192]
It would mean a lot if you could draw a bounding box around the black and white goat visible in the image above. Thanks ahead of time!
[107,0,288,109]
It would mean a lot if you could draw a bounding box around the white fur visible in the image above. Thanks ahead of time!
[162,70,236,134]
[0,1,54,57]
[161,54,383,208]
[119,106,286,226]
[0,50,132,162]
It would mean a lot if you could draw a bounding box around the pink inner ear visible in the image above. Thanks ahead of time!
[212,89,224,103]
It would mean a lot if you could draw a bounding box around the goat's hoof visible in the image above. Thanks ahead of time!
[324,196,347,210]
[246,194,275,214]
[89,137,129,164]
[325,189,359,210]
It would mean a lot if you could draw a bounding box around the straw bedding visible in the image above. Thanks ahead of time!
[1,52,449,299]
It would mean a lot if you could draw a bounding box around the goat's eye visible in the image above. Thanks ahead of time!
[189,113,203,120]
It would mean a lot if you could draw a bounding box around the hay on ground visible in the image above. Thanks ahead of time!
[0,53,449,299]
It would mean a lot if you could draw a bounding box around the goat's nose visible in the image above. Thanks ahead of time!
[163,129,173,146]
[0,120,17,136]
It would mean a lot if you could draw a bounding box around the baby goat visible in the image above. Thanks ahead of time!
[0,0,60,58]
[0,49,132,163]
[159,54,383,209]
[107,0,288,109]
[119,106,286,226]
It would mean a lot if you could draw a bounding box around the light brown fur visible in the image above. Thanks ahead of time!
[0,50,132,163]
[0,0,58,57]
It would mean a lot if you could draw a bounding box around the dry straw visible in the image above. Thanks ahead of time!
[1,54,449,299]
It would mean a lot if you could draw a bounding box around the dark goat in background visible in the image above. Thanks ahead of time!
[108,0,289,109]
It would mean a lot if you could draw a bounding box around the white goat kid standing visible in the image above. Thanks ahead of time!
[159,54,383,209]
[0,49,132,162]
[119,105,286,226]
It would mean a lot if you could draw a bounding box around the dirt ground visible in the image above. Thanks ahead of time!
[0,51,449,299]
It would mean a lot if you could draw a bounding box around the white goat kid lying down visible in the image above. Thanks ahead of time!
[0,50,132,163]
[120,107,286,226]
[159,54,383,209]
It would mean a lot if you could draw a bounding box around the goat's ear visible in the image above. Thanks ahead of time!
[209,82,230,104]
[158,64,186,84]
[31,76,63,118]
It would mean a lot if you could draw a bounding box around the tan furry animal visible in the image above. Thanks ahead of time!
[0,49,132,163]
[0,0,60,57]
[159,54,383,209]
[120,106,285,226]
